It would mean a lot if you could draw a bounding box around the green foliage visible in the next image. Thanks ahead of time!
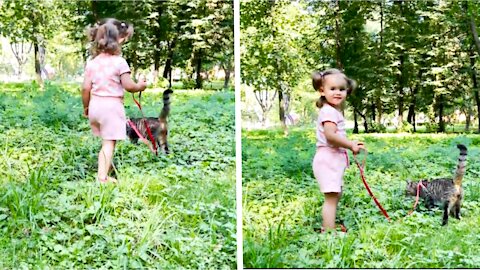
[0,82,235,269]
[397,121,414,133]
[243,127,480,268]
[0,0,60,44]
[241,0,311,120]
[181,78,197,90]
[241,0,480,132]
[151,77,169,89]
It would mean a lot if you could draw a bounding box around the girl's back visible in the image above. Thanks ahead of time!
[85,53,130,97]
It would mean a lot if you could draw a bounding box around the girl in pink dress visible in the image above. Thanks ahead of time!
[311,68,366,232]
[82,18,147,183]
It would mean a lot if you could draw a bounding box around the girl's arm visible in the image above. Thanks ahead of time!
[120,73,147,93]
[82,75,92,117]
[323,121,364,154]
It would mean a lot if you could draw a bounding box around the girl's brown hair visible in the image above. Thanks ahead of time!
[87,18,134,57]
[311,68,356,108]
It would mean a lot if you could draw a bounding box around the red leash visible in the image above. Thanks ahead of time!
[353,150,426,222]
[130,92,158,155]
[353,150,391,222]
[406,181,425,217]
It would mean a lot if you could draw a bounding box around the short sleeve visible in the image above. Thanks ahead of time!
[318,105,340,126]
[117,57,131,76]
[84,61,93,78]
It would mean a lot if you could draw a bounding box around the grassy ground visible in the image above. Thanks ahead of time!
[0,82,236,269]
[243,127,480,268]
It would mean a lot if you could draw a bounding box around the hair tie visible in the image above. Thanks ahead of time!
[121,22,126,27]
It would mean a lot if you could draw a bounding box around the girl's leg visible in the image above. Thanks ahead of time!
[322,192,341,230]
[98,140,116,182]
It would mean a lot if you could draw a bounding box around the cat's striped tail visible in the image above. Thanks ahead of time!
[160,89,173,120]
[454,144,467,186]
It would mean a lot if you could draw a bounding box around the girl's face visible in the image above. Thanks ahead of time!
[320,74,348,108]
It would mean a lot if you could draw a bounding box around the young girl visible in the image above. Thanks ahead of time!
[82,18,147,183]
[311,68,365,232]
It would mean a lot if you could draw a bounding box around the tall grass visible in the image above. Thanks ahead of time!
[0,82,236,269]
[243,128,480,268]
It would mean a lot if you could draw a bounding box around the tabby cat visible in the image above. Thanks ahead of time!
[405,144,468,225]
[126,89,173,154]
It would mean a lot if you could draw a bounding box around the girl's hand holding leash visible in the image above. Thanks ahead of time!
[350,141,366,155]
[137,74,148,91]
[138,78,147,92]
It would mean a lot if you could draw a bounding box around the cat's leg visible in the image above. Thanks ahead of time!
[425,196,434,210]
[454,200,462,220]
[442,201,450,226]
[158,130,169,154]
[163,139,170,154]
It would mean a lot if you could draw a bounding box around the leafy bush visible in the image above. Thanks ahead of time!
[397,121,414,133]
[369,122,387,133]
[181,78,196,89]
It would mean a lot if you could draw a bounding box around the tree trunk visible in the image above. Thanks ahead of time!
[371,102,376,123]
[438,95,445,132]
[334,0,343,70]
[195,50,203,89]
[163,41,173,78]
[380,0,383,45]
[131,44,138,80]
[376,97,382,124]
[465,1,480,132]
[376,1,384,126]
[465,106,471,131]
[407,86,417,132]
[163,38,177,88]
[279,90,288,136]
[10,42,32,77]
[470,49,480,133]
[397,53,405,124]
[153,2,164,85]
[353,108,359,134]
[356,109,369,133]
[34,42,43,86]
[469,14,480,56]
[91,0,99,21]
[224,68,231,89]
[153,49,160,84]
[261,110,267,127]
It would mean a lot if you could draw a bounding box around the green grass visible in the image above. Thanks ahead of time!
[243,127,480,268]
[0,82,236,269]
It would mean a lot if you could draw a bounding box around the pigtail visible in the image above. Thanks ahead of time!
[118,21,134,42]
[86,18,134,57]
[346,78,357,95]
[312,71,326,108]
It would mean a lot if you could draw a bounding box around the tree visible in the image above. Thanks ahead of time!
[241,0,310,133]
[0,0,60,85]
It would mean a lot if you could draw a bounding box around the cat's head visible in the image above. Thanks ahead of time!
[405,181,417,196]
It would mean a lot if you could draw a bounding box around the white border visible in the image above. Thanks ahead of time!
[234,0,243,269]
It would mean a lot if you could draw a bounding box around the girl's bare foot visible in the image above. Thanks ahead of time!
[98,176,118,184]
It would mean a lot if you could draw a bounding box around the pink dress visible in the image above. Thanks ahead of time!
[312,103,349,193]
[84,53,131,140]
